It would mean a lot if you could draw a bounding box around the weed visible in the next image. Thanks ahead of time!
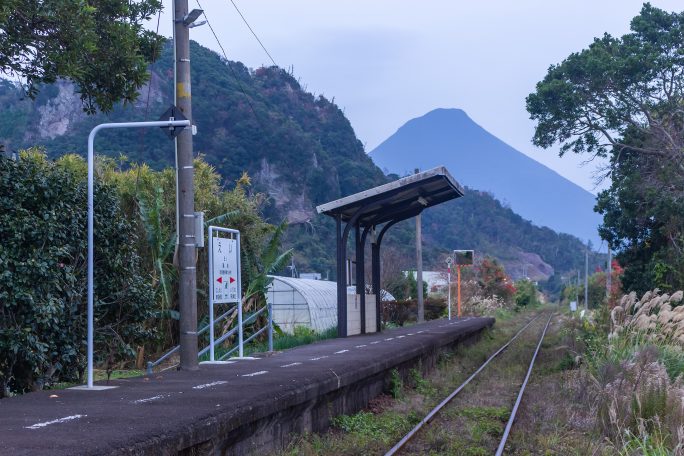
[331,411,411,446]
[390,369,403,399]
[459,405,509,421]
[409,366,436,396]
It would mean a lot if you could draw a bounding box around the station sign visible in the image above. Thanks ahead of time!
[453,250,474,266]
[211,235,239,303]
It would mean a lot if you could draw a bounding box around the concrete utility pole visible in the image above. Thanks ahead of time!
[584,243,589,311]
[175,0,198,370]
[415,168,424,323]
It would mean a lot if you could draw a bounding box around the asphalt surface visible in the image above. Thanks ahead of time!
[0,316,493,455]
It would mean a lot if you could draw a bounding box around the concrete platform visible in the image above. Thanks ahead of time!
[0,316,494,455]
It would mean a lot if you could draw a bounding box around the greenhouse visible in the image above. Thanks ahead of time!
[266,276,338,334]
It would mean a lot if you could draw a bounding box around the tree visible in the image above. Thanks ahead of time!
[513,279,539,308]
[527,3,684,292]
[0,0,163,113]
[477,257,515,303]
[527,4,684,165]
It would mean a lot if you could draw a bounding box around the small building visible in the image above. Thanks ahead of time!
[299,272,322,280]
[405,270,448,296]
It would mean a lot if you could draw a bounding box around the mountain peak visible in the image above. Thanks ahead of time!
[370,109,602,245]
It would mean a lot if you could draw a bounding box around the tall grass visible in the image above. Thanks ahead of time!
[575,305,684,453]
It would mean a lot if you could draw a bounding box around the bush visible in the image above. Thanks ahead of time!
[513,279,539,307]
[0,151,154,395]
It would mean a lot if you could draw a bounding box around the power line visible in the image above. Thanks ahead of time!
[195,0,266,129]
[139,6,164,156]
[227,0,278,67]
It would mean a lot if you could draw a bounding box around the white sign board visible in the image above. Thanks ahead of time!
[570,300,577,312]
[212,237,239,303]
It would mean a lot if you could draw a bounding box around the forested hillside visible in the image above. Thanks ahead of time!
[0,40,597,283]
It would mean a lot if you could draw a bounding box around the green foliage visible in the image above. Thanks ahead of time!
[0,151,154,395]
[513,279,539,307]
[0,0,163,113]
[331,410,413,444]
[527,4,684,293]
[103,156,273,350]
[409,366,435,396]
[389,368,403,399]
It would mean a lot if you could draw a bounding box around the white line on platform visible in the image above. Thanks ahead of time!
[242,371,268,377]
[397,335,406,339]
[310,355,329,361]
[355,344,367,348]
[334,349,349,354]
[407,333,414,336]
[280,362,302,368]
[132,394,170,403]
[25,415,86,429]
[193,381,228,390]
[385,337,394,341]
[370,341,380,345]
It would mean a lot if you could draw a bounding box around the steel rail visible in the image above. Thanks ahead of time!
[384,313,544,456]
[494,313,554,456]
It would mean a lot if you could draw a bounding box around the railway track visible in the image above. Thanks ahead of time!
[385,312,554,456]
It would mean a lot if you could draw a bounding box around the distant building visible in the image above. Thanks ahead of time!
[404,270,449,296]
[299,272,322,280]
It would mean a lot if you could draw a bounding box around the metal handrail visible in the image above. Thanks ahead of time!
[147,305,270,374]
[205,306,266,353]
[219,325,269,361]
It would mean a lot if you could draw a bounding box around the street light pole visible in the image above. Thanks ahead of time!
[174,0,198,371]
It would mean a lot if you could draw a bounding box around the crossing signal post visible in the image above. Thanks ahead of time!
[453,250,474,318]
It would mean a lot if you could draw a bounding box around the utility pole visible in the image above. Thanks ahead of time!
[415,169,424,323]
[584,243,589,311]
[576,270,580,307]
[175,0,198,371]
[607,246,612,299]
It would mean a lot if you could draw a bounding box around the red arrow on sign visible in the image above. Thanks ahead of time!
[216,277,223,284]
[229,277,236,284]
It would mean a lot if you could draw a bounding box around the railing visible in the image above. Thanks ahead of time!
[146,303,273,375]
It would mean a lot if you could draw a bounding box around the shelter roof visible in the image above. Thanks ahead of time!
[316,166,464,227]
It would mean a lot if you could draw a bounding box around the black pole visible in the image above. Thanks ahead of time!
[356,225,366,334]
[336,215,346,337]
[371,227,381,332]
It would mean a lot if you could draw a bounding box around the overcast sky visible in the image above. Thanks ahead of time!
[152,0,682,193]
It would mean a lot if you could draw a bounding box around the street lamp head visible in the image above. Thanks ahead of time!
[181,9,204,26]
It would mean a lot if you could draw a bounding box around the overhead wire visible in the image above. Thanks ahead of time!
[138,5,164,157]
[195,0,267,130]
[226,0,278,67]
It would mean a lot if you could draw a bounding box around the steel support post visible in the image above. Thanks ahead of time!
[356,225,366,334]
[336,215,346,337]
[175,0,198,370]
[416,212,424,323]
[371,230,381,332]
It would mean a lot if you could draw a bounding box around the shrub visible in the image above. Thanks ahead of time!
[0,151,154,395]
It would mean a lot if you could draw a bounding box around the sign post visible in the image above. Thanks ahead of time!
[446,257,453,320]
[208,226,241,361]
[453,250,474,319]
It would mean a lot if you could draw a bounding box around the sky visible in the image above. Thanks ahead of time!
[152,0,682,194]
